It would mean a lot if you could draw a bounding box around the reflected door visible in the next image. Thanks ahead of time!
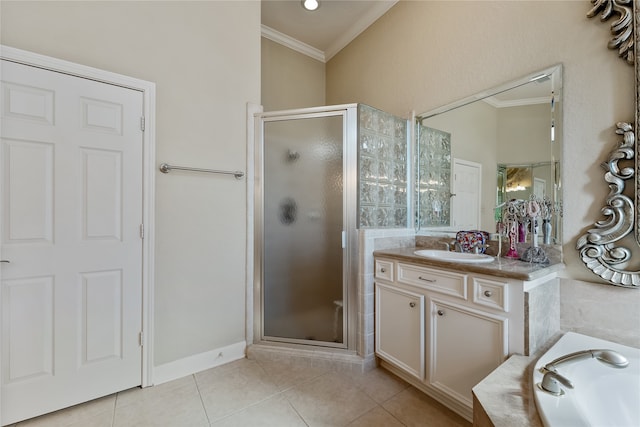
[261,113,345,347]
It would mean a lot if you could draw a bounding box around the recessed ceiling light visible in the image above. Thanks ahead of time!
[302,0,319,12]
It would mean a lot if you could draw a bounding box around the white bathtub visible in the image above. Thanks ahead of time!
[533,332,640,427]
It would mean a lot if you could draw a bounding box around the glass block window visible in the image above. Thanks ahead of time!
[358,104,408,228]
[416,124,451,228]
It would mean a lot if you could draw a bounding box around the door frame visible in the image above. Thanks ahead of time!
[0,45,156,387]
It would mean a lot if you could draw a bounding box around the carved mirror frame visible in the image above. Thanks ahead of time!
[578,0,639,287]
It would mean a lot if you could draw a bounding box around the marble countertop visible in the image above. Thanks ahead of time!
[472,355,543,427]
[373,247,564,281]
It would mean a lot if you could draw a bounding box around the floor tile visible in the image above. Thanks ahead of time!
[343,367,409,403]
[382,387,471,427]
[210,394,307,426]
[196,358,281,422]
[346,406,405,426]
[286,372,378,427]
[113,375,208,427]
[256,356,331,390]
[15,395,115,427]
[10,356,476,427]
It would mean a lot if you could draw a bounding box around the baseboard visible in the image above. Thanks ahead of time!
[152,341,246,385]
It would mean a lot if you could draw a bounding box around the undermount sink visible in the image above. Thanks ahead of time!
[413,249,494,264]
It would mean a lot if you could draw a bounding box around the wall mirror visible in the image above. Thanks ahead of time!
[578,1,639,288]
[415,64,563,247]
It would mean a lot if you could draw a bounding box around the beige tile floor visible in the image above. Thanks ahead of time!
[9,358,471,427]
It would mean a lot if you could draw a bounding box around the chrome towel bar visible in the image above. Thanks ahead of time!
[159,163,244,179]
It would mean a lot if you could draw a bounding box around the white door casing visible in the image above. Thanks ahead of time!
[0,47,155,425]
[451,159,481,230]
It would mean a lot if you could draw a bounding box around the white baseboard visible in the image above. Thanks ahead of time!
[152,341,246,385]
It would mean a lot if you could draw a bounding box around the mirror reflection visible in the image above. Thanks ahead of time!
[415,64,563,245]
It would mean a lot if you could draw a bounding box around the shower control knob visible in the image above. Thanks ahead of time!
[409,302,416,308]
[437,310,445,316]
[484,290,493,297]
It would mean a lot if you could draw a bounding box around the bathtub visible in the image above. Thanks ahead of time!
[533,332,640,427]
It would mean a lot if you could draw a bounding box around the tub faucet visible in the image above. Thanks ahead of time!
[540,370,574,396]
[538,348,629,396]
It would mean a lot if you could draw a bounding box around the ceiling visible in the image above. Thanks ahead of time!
[261,0,398,62]
[261,1,556,106]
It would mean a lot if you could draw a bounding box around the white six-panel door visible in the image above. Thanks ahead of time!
[451,158,482,230]
[0,60,144,425]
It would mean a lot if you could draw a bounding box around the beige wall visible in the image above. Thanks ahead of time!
[1,1,261,366]
[326,1,639,346]
[261,38,325,110]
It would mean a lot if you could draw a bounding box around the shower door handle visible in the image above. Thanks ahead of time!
[342,231,346,249]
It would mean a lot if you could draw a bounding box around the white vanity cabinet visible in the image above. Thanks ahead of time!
[374,282,425,380]
[429,298,507,410]
[373,254,560,422]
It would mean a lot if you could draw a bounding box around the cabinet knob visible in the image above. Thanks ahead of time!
[437,309,445,316]
[484,290,493,297]
[409,302,416,308]
[380,267,386,273]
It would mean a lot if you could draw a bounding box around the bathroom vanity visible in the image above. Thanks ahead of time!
[373,247,562,422]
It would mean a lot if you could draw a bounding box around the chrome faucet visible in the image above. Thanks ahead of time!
[538,349,629,395]
[471,242,489,254]
[449,240,463,252]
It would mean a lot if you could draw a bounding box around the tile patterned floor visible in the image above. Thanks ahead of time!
[9,358,471,427]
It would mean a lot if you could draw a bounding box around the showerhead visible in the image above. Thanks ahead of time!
[592,349,629,368]
[543,348,630,373]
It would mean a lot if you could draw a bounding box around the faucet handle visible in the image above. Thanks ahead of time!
[540,370,574,396]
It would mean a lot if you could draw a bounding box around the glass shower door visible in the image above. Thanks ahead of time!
[261,112,346,347]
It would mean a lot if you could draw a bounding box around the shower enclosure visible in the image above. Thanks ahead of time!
[254,104,408,350]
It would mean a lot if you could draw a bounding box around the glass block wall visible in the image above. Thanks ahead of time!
[358,104,408,228]
[416,124,451,228]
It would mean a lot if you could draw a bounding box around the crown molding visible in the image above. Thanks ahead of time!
[261,1,398,63]
[261,24,325,63]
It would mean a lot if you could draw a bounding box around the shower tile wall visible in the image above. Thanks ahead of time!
[358,105,408,228]
[416,125,451,228]
[358,228,415,367]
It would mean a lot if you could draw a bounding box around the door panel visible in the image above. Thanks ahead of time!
[1,60,144,425]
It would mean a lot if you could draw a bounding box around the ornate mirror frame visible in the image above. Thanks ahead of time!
[578,0,639,287]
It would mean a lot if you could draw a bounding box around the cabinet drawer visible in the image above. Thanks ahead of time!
[397,263,467,299]
[375,259,394,281]
[472,277,509,312]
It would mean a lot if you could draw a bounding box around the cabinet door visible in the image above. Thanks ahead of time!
[428,298,507,408]
[375,283,425,380]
